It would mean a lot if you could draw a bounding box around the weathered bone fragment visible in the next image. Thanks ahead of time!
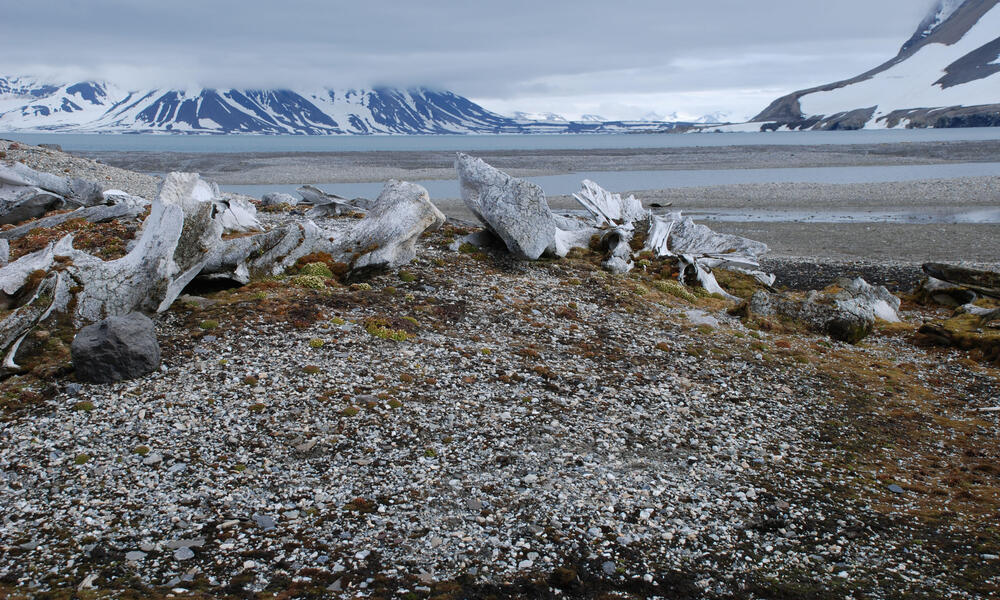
[600,225,635,274]
[572,179,646,227]
[203,180,444,283]
[456,153,557,260]
[215,196,262,233]
[922,263,1000,299]
[0,172,223,369]
[734,277,900,343]
[0,184,69,225]
[202,221,332,284]
[261,192,299,207]
[957,303,1000,324]
[297,185,363,218]
[0,162,104,207]
[338,180,445,273]
[0,203,145,241]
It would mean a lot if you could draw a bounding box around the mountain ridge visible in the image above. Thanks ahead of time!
[0,77,688,135]
[751,0,1000,130]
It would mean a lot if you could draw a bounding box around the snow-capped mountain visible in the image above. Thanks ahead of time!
[752,0,1000,129]
[0,77,523,134]
[510,111,569,123]
[0,77,685,135]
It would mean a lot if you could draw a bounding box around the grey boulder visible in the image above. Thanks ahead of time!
[71,313,161,383]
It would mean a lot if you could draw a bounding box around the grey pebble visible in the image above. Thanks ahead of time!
[174,547,195,561]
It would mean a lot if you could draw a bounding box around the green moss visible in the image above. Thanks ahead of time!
[424,448,438,458]
[299,262,334,278]
[655,280,697,303]
[199,319,219,330]
[398,270,417,283]
[388,399,403,409]
[342,406,360,417]
[74,453,90,465]
[308,338,325,348]
[302,365,321,375]
[330,317,346,326]
[232,463,247,472]
[248,403,266,413]
[291,274,327,290]
[133,445,150,456]
[72,401,94,412]
[364,319,411,342]
[480,348,492,355]
[458,242,479,254]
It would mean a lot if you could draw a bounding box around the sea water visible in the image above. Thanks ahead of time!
[5,128,1000,153]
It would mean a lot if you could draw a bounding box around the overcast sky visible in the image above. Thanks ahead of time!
[0,0,936,121]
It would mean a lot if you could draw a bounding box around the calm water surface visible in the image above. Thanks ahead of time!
[5,128,1000,153]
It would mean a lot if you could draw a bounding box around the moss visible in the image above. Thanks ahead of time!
[248,403,266,413]
[424,448,438,458]
[388,399,403,409]
[654,280,697,303]
[291,274,328,290]
[398,270,417,282]
[330,317,346,326]
[243,375,259,385]
[713,268,768,299]
[342,406,360,417]
[350,282,372,291]
[232,463,247,472]
[298,262,334,278]
[74,453,90,465]
[302,365,321,375]
[480,348,492,355]
[364,318,411,342]
[199,319,219,330]
[399,373,415,383]
[308,338,325,348]
[133,445,150,456]
[458,242,479,254]
[72,401,94,412]
[655,342,670,352]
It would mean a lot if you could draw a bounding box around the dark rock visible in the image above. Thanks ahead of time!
[71,313,160,383]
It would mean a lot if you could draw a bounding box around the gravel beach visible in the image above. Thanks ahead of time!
[0,138,998,598]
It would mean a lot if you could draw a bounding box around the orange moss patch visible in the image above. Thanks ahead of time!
[9,218,138,261]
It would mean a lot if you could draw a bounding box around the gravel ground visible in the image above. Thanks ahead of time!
[1,139,162,200]
[1,237,997,598]
[0,140,998,597]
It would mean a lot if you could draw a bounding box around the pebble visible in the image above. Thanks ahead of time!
[174,547,195,561]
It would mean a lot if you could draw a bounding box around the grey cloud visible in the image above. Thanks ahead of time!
[0,0,932,117]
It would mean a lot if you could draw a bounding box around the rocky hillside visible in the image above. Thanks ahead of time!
[752,0,1000,130]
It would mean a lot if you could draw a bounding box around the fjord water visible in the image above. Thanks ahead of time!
[6,127,1000,152]
[220,161,1000,223]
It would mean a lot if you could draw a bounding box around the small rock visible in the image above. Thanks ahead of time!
[602,561,617,575]
[888,484,905,494]
[253,514,276,531]
[125,551,146,561]
[174,547,194,561]
[143,453,162,466]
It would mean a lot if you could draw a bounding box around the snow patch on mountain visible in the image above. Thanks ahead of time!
[798,5,1000,120]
